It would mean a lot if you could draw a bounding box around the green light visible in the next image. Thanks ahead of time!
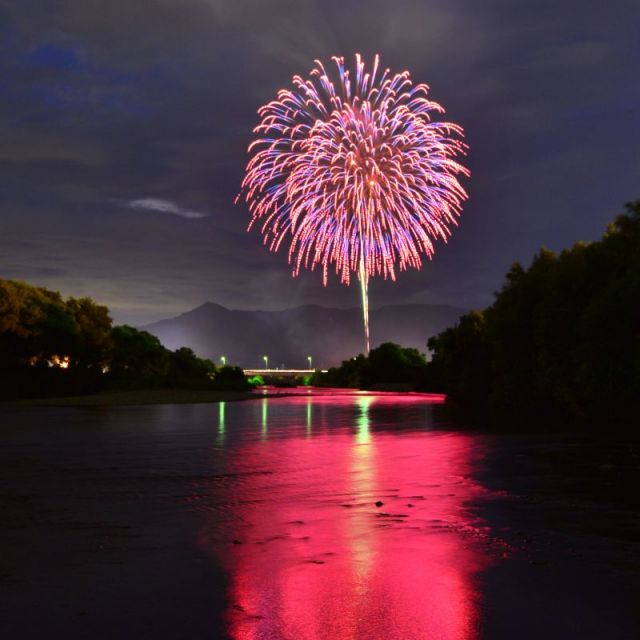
[355,396,373,444]
[261,397,268,438]
[219,401,225,432]
[221,355,227,366]
[216,401,226,446]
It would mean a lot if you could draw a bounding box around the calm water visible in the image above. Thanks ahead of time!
[209,393,487,640]
[1,392,637,639]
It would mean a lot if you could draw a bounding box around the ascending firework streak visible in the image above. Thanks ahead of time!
[237,54,469,354]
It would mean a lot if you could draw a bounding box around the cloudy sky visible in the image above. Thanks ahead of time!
[1,0,639,325]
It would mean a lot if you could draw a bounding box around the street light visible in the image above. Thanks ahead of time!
[221,355,227,366]
[307,355,313,370]
[263,355,268,370]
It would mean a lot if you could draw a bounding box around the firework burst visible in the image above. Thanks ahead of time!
[237,54,469,353]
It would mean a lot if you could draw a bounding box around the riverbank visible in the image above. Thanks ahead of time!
[4,388,256,407]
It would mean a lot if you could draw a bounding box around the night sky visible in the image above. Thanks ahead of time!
[2,1,639,325]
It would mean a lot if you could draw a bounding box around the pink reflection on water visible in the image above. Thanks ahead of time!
[202,395,492,640]
[256,386,447,404]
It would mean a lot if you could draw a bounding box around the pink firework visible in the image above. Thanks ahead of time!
[238,54,469,353]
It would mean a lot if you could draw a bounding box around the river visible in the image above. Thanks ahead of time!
[1,390,638,639]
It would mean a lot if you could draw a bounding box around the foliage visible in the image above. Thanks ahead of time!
[108,325,170,385]
[0,280,245,398]
[212,365,251,391]
[427,201,640,429]
[0,281,113,397]
[312,342,429,390]
[0,280,112,369]
[426,311,491,415]
[66,297,113,368]
[168,347,216,387]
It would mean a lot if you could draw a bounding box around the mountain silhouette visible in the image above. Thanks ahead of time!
[142,302,466,369]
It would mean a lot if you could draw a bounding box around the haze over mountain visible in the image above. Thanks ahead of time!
[142,303,466,369]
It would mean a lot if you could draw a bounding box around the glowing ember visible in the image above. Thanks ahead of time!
[238,54,469,352]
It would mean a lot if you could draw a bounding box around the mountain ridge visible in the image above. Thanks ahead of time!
[142,301,466,369]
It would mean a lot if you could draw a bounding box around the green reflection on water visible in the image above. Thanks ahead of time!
[351,395,376,583]
[355,396,373,444]
[261,398,268,439]
[216,401,226,445]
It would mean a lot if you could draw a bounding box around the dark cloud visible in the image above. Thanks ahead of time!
[0,0,639,324]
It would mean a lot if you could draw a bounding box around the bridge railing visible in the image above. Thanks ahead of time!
[243,369,316,376]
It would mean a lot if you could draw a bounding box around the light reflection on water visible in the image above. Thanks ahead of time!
[201,393,492,640]
[2,396,637,640]
[217,401,226,446]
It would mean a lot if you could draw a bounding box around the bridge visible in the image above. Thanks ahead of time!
[243,368,319,379]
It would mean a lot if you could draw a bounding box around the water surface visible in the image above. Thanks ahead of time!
[205,393,489,640]
[1,392,637,639]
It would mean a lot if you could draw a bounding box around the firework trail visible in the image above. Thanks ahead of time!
[237,54,469,354]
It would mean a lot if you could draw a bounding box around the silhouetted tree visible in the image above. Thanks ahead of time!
[312,343,429,390]
[167,347,216,386]
[427,310,491,413]
[0,278,251,398]
[66,297,113,369]
[212,365,251,391]
[109,325,170,384]
[426,200,640,429]
[0,281,114,398]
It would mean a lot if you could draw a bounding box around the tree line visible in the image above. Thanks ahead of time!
[0,280,248,400]
[311,342,429,391]
[3,200,637,419]
[427,200,639,429]
[312,201,639,430]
